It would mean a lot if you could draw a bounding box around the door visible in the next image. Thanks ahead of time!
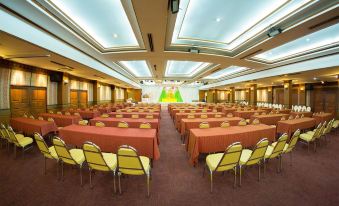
[313,87,337,115]
[70,90,78,108]
[30,88,47,116]
[10,86,30,117]
[78,90,88,108]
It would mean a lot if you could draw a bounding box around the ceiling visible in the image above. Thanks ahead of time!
[0,0,338,89]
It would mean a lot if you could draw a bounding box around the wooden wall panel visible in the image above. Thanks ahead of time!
[70,90,78,108]
[291,89,298,105]
[10,86,30,117]
[79,91,88,108]
[313,87,337,115]
[30,88,46,116]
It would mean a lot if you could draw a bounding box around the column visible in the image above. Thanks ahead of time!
[57,73,69,109]
[283,80,292,108]
[298,84,306,105]
[250,84,257,105]
[93,81,100,105]
[230,87,235,103]
[267,86,273,103]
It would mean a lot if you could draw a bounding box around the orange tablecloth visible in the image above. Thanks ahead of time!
[67,110,100,119]
[89,117,160,143]
[171,109,211,117]
[10,117,57,136]
[313,113,334,124]
[221,108,237,115]
[180,117,242,136]
[109,112,160,119]
[290,111,313,118]
[40,113,82,127]
[118,109,160,113]
[188,124,276,165]
[97,108,113,114]
[234,110,265,119]
[175,112,225,130]
[59,125,160,160]
[250,114,289,125]
[276,117,316,137]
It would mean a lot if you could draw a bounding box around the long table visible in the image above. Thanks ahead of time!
[290,111,313,118]
[59,125,160,160]
[109,112,160,119]
[10,117,57,136]
[174,112,225,130]
[40,113,82,127]
[233,110,265,119]
[313,113,334,125]
[188,124,276,165]
[180,117,242,136]
[170,109,212,118]
[276,117,316,137]
[250,114,289,125]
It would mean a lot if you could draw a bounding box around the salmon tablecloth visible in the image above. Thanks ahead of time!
[67,110,100,119]
[59,125,160,160]
[234,110,265,119]
[313,113,334,125]
[40,113,82,127]
[188,124,276,165]
[174,112,225,130]
[290,111,313,118]
[109,112,160,119]
[221,108,238,115]
[171,109,212,117]
[89,117,160,143]
[10,117,57,136]
[180,117,242,136]
[118,109,160,113]
[250,114,289,125]
[97,108,113,114]
[276,117,316,137]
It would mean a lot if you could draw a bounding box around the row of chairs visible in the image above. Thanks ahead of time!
[198,119,260,129]
[203,131,300,192]
[117,109,158,113]
[257,103,284,110]
[114,114,154,119]
[34,134,151,196]
[79,120,152,129]
[292,105,311,112]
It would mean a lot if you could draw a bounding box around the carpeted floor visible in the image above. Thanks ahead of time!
[1,108,339,206]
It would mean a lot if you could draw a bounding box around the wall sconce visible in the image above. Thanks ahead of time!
[268,88,272,92]
[97,84,101,88]
[250,87,254,91]
[300,86,305,91]
[284,83,289,89]
[63,78,69,84]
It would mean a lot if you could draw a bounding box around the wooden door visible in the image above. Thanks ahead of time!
[291,89,298,105]
[30,88,47,116]
[313,87,337,115]
[10,86,30,117]
[78,91,88,108]
[70,90,78,108]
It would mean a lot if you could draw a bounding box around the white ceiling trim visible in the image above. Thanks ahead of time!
[0,8,140,88]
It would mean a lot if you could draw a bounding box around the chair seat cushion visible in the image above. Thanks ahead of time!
[271,142,288,152]
[300,133,313,142]
[239,149,252,165]
[48,146,59,159]
[18,137,33,147]
[103,153,117,171]
[206,153,223,171]
[69,149,85,165]
[264,145,274,158]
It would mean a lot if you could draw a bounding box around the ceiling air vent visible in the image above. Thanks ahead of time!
[147,33,154,52]
[309,16,339,30]
[4,54,50,60]
[50,60,74,71]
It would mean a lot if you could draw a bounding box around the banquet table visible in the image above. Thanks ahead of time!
[290,111,313,118]
[67,110,100,119]
[118,109,160,113]
[221,108,238,115]
[97,108,113,114]
[174,112,225,130]
[109,112,160,119]
[313,113,334,124]
[59,125,160,160]
[10,117,57,136]
[188,124,276,165]
[171,109,212,117]
[250,114,289,125]
[89,117,160,143]
[276,117,316,137]
[180,117,242,136]
[40,113,82,127]
[233,110,265,119]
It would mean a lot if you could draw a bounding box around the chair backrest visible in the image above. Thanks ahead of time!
[116,114,123,118]
[29,115,35,119]
[280,116,286,121]
[0,123,9,140]
[118,121,129,128]
[145,115,153,119]
[34,132,56,159]
[95,121,105,127]
[140,122,151,129]
[7,126,19,146]
[200,114,208,119]
[101,113,109,118]
[187,114,195,119]
[252,118,260,125]
[83,141,111,171]
[52,136,77,165]
[295,115,300,119]
[268,133,288,159]
[57,111,62,115]
[318,121,327,137]
[74,112,81,116]
[215,114,222,118]
[288,115,293,120]
[179,110,185,113]
[199,122,210,129]
[48,110,54,114]
[238,119,247,126]
[78,120,88,126]
[23,114,28,118]
[244,138,269,166]
[117,145,146,175]
[285,129,300,153]
[202,109,207,113]
[131,114,139,119]
[65,112,71,116]
[38,116,44,121]
[220,121,230,128]
[190,110,196,113]
[214,142,242,172]
[226,113,233,117]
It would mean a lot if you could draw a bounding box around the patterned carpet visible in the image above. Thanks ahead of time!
[1,109,339,206]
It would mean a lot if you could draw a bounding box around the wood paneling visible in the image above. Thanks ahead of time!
[291,89,298,105]
[70,90,88,108]
[313,87,337,115]
[30,88,47,116]
[70,90,78,108]
[79,91,88,108]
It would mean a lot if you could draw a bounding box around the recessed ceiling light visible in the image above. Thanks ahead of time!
[216,18,221,22]
[306,38,310,42]
[113,33,118,38]
[313,77,318,80]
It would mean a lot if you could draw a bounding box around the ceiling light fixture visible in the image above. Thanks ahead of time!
[113,33,118,38]
[216,18,221,22]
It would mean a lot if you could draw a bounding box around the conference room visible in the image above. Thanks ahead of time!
[0,0,338,205]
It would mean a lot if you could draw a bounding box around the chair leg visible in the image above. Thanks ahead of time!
[56,160,59,180]
[89,169,93,188]
[210,171,213,193]
[314,141,316,152]
[14,145,17,159]
[258,163,261,182]
[80,165,83,186]
[263,160,266,178]
[239,166,242,187]
[113,171,116,194]
[44,157,47,175]
[233,167,237,188]
[290,152,293,166]
[61,161,64,181]
[279,155,283,173]
[118,172,122,195]
[146,174,150,197]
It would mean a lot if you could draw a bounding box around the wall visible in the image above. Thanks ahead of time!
[127,89,142,102]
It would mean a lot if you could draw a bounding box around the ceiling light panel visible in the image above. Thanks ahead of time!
[119,60,152,78]
[203,66,250,80]
[47,0,140,49]
[165,60,212,77]
[252,23,339,62]
[171,0,314,51]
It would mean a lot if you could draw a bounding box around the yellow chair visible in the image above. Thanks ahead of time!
[187,115,195,119]
[272,130,300,165]
[226,113,233,118]
[264,133,288,173]
[48,110,54,114]
[29,115,35,119]
[23,114,28,118]
[116,114,123,118]
[38,116,44,121]
[101,113,109,118]
[34,133,59,174]
[78,120,89,126]
[65,112,71,116]
[140,123,151,129]
[252,118,260,125]
[301,114,304,118]
[200,114,208,119]
[57,111,62,115]
[95,121,105,127]
[0,123,10,149]
[52,136,85,185]
[215,114,222,118]
[238,119,247,126]
[288,115,293,120]
[190,110,196,113]
[280,116,286,121]
[220,121,230,128]
[199,122,210,129]
[7,126,33,158]
[239,138,269,186]
[74,112,81,117]
[295,115,300,119]
[203,142,242,192]
[118,121,129,128]
[131,114,139,119]
[117,145,151,197]
[145,115,153,119]
[83,141,117,192]
[300,123,322,152]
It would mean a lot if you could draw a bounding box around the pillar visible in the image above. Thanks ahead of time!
[298,84,306,105]
[283,80,292,108]
[267,86,273,103]
[250,84,257,105]
[230,87,235,103]
[57,73,69,109]
[93,81,100,105]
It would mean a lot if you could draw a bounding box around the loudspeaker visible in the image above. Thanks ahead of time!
[305,84,313,90]
[170,0,180,14]
[50,72,63,82]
